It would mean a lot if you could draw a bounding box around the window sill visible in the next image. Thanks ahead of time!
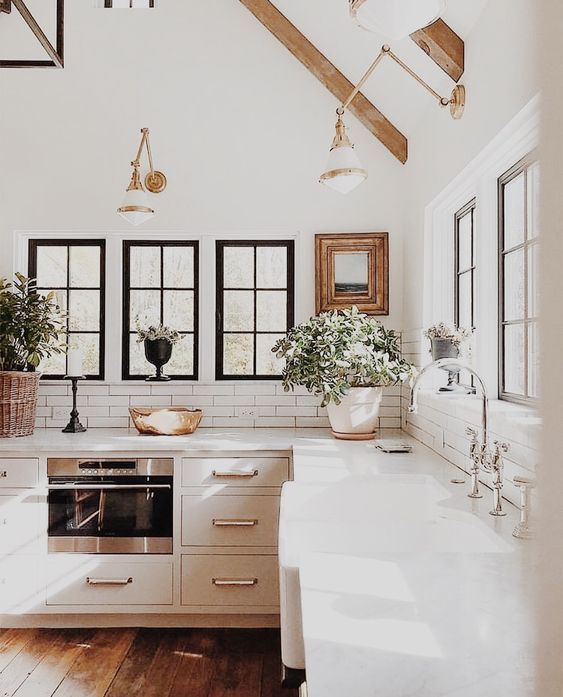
[415,389,541,449]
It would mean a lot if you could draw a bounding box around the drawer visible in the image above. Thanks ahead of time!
[181,554,279,607]
[46,560,173,606]
[0,557,46,612]
[182,457,289,488]
[0,459,39,488]
[0,494,42,554]
[181,494,279,547]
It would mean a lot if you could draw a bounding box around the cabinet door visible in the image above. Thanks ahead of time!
[181,494,279,547]
[181,554,279,607]
[182,457,289,488]
[0,459,39,488]
[0,494,42,554]
[0,557,46,613]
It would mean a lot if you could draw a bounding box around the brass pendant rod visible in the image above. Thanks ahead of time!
[133,128,149,167]
[341,44,451,113]
[383,45,449,106]
[342,47,386,111]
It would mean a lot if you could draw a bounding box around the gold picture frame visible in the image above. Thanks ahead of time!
[315,232,389,315]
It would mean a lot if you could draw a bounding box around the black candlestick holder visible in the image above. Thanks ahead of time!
[62,376,87,433]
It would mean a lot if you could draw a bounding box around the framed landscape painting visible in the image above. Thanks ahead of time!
[315,232,389,315]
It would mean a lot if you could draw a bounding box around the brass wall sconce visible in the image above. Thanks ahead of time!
[320,44,466,194]
[117,127,167,226]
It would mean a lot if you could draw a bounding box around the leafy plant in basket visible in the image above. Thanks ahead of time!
[0,274,66,437]
[272,307,415,439]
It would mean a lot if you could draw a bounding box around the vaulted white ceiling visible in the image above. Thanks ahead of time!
[271,0,490,134]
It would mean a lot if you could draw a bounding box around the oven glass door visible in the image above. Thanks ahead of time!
[48,476,173,540]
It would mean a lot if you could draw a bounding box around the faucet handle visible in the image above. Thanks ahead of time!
[465,426,478,439]
[494,440,510,454]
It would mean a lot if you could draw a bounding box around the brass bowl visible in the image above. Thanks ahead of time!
[129,407,203,436]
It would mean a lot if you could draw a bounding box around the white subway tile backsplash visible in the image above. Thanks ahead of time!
[34,381,404,432]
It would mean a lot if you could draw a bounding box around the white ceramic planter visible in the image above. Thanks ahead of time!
[326,386,383,440]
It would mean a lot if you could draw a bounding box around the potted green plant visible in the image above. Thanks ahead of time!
[135,323,183,382]
[0,274,66,438]
[273,306,415,440]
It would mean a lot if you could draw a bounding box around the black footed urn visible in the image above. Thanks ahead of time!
[144,338,173,381]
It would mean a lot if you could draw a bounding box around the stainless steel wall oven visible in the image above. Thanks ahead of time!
[47,458,173,554]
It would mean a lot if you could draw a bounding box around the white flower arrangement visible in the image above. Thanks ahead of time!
[135,322,183,345]
[423,322,473,347]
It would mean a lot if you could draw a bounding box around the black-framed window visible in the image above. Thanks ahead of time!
[103,1,155,7]
[122,241,199,380]
[216,241,295,380]
[498,155,539,403]
[455,199,476,388]
[28,239,106,380]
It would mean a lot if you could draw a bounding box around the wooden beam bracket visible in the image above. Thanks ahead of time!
[410,18,464,82]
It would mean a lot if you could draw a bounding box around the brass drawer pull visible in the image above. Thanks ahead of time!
[0,471,7,478]
[212,577,258,587]
[211,469,258,478]
[212,518,258,527]
[86,577,133,586]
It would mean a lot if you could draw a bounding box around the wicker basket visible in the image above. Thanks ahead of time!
[0,371,41,438]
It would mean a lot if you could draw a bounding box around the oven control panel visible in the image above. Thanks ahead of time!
[47,458,174,477]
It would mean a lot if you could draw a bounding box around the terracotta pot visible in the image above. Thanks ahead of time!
[326,386,383,440]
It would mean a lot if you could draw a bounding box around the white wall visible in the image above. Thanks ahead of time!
[0,0,405,330]
[402,0,539,331]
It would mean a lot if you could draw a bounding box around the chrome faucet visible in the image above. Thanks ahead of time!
[408,358,510,516]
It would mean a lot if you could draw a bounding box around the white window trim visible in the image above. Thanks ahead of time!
[423,94,540,402]
[13,229,301,384]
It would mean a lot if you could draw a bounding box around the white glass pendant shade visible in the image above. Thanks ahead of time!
[320,112,368,194]
[352,0,446,39]
[117,167,155,226]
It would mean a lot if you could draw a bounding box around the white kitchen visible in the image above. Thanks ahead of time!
[0,2,561,697]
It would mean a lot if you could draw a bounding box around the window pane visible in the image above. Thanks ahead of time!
[256,291,287,331]
[458,213,472,271]
[69,246,100,288]
[163,246,193,288]
[224,334,254,375]
[457,273,472,329]
[130,289,161,330]
[224,247,254,288]
[504,250,525,322]
[38,350,66,377]
[129,335,152,376]
[130,246,160,288]
[166,335,194,376]
[35,246,67,287]
[528,243,539,319]
[504,323,525,396]
[527,161,540,240]
[257,334,285,375]
[503,173,525,249]
[528,322,539,398]
[69,290,100,331]
[163,290,194,331]
[224,291,254,331]
[257,246,287,288]
[70,334,100,376]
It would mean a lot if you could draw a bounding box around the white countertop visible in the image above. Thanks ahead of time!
[277,436,536,697]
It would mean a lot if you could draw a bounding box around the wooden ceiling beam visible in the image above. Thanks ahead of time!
[239,0,408,164]
[410,18,464,82]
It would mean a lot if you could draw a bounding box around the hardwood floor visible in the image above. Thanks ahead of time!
[0,628,297,697]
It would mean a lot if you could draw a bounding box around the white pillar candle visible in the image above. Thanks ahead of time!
[67,348,84,377]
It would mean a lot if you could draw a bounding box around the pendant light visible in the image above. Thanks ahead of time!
[320,109,368,194]
[117,127,167,226]
[350,0,446,40]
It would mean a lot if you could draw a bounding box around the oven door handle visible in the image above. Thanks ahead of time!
[47,484,171,490]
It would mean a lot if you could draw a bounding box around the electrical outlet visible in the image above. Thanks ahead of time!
[239,408,256,418]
